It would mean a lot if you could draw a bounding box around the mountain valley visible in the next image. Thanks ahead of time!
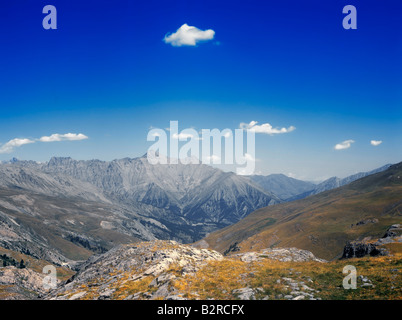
[0,158,400,300]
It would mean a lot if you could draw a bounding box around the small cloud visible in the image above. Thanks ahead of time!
[244,153,255,161]
[172,133,194,140]
[334,139,354,150]
[164,23,215,47]
[239,121,296,135]
[39,133,88,142]
[370,140,382,146]
[0,138,35,154]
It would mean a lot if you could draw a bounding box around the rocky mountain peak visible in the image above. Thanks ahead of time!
[47,157,74,167]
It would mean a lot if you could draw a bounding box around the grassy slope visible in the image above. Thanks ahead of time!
[202,162,402,260]
[173,253,402,300]
[58,245,402,300]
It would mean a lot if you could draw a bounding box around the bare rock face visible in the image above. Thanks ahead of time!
[382,224,402,239]
[341,242,387,259]
[342,224,402,259]
[46,240,223,300]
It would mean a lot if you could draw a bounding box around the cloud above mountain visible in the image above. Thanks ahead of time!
[334,139,354,150]
[239,121,296,135]
[0,133,88,154]
[39,133,88,142]
[164,24,215,47]
[0,138,35,154]
[370,140,382,146]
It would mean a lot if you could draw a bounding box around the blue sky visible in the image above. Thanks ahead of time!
[0,0,401,180]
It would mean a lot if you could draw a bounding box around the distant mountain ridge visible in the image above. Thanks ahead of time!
[39,156,280,225]
[288,164,393,201]
[249,164,392,201]
[247,174,315,200]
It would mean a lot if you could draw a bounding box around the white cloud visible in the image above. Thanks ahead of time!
[239,121,296,135]
[370,140,382,146]
[0,138,35,154]
[334,139,354,150]
[164,24,215,47]
[39,133,88,142]
[0,133,88,154]
[172,133,194,140]
[244,153,255,161]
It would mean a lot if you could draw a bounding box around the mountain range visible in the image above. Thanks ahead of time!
[248,164,392,201]
[0,156,279,265]
[247,174,315,200]
[0,156,400,301]
[0,156,396,266]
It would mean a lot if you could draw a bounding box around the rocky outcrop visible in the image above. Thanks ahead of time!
[46,240,223,300]
[280,277,321,300]
[342,224,402,259]
[0,266,51,299]
[44,240,327,300]
[223,242,241,256]
[341,242,387,259]
[382,224,402,238]
[351,218,379,227]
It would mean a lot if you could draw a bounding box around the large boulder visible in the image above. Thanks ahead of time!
[341,242,387,259]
